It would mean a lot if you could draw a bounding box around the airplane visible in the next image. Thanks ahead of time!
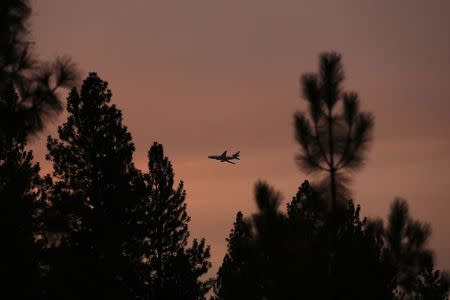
[208,150,240,164]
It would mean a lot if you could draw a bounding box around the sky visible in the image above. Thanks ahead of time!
[30,0,450,274]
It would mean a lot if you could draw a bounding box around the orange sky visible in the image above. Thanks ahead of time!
[30,0,450,275]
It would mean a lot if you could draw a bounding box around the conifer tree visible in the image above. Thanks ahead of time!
[415,256,449,300]
[384,199,450,299]
[214,212,256,300]
[214,182,288,300]
[0,0,78,137]
[45,73,141,299]
[215,181,396,300]
[0,83,43,298]
[295,52,374,212]
[139,142,211,300]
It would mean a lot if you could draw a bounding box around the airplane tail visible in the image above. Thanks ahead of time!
[233,151,240,160]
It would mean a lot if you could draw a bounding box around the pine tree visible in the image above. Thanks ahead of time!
[138,142,211,300]
[0,0,78,137]
[294,52,374,212]
[44,73,141,299]
[286,181,395,299]
[214,181,396,300]
[214,182,288,300]
[0,83,43,297]
[214,212,256,300]
[384,199,450,298]
[415,255,449,300]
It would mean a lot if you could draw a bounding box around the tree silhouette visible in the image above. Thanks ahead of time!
[383,199,449,299]
[0,83,43,297]
[0,0,78,137]
[44,73,142,299]
[294,52,374,212]
[137,142,211,300]
[415,256,449,300]
[0,6,72,273]
[214,182,284,300]
[213,211,257,300]
[288,181,396,299]
[214,180,396,300]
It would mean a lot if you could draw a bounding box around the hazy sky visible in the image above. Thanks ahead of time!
[30,0,450,274]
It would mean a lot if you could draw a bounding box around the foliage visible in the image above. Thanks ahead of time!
[383,199,450,299]
[215,180,396,300]
[0,0,78,137]
[138,142,211,300]
[295,52,374,210]
[44,73,141,299]
[0,84,43,297]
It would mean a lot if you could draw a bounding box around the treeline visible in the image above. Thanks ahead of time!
[2,73,211,299]
[213,53,449,300]
[1,1,449,299]
[214,181,449,300]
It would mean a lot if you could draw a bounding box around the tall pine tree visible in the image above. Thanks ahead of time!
[295,52,374,212]
[138,142,211,300]
[0,83,43,298]
[45,73,142,299]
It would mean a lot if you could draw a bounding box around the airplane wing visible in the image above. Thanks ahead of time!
[221,150,227,158]
[224,160,235,164]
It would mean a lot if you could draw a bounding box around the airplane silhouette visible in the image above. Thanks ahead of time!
[208,150,240,164]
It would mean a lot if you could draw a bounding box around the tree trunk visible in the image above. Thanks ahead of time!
[328,114,337,213]
[330,168,337,214]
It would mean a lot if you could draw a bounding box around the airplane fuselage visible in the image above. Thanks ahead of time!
[208,150,240,164]
[208,155,236,161]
